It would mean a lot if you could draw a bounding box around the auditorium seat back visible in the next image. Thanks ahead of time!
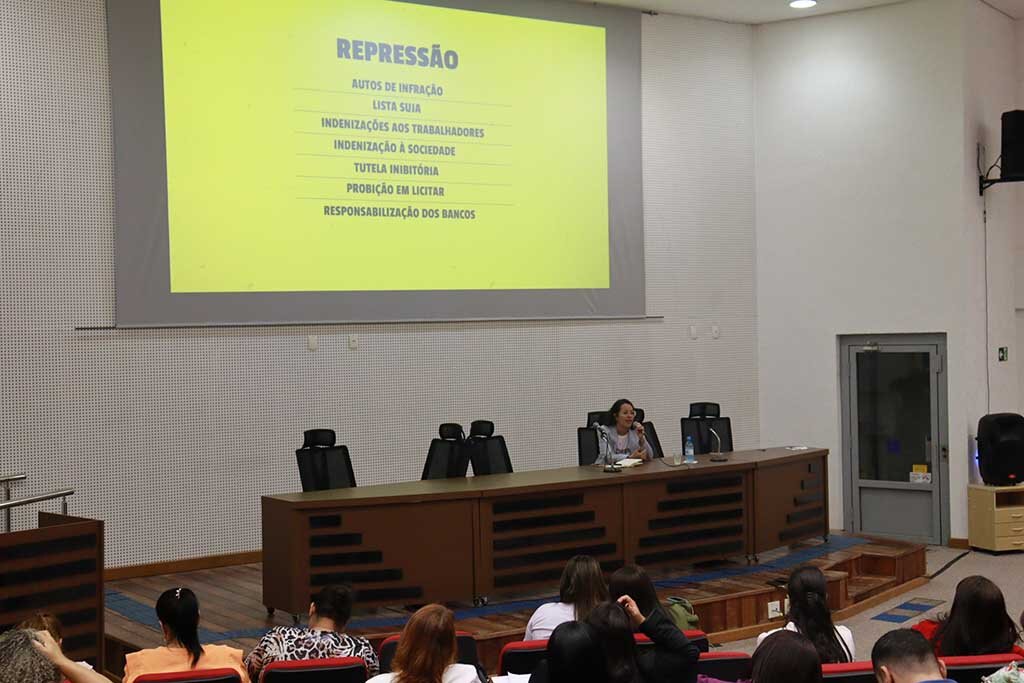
[633,630,709,653]
[498,640,548,675]
[696,652,752,682]
[261,657,367,683]
[941,654,1024,683]
[135,669,242,683]
[689,402,721,418]
[379,632,479,673]
[821,661,876,683]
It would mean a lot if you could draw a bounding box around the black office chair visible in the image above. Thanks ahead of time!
[644,421,663,459]
[467,420,513,475]
[303,429,336,448]
[578,427,600,465]
[680,417,733,455]
[689,402,721,418]
[422,423,470,480]
[297,445,357,491]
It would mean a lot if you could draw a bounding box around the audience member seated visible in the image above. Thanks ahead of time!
[756,566,854,663]
[367,604,481,683]
[911,575,1024,657]
[0,629,108,683]
[17,613,94,672]
[750,630,823,683]
[123,587,250,683]
[245,584,378,680]
[608,565,700,683]
[872,628,954,683]
[528,621,608,683]
[585,600,696,683]
[524,555,608,640]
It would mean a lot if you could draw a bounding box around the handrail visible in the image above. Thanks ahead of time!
[0,489,75,513]
[0,473,27,484]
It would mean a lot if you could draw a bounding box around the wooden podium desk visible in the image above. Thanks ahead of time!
[262,447,827,615]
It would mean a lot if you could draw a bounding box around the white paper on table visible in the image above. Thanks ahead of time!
[617,458,643,467]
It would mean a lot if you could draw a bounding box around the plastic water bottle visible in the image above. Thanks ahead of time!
[684,436,696,464]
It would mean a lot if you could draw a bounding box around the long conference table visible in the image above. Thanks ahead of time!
[261,447,828,615]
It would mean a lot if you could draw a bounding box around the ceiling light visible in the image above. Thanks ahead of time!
[790,0,817,8]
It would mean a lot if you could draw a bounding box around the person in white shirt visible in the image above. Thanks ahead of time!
[597,399,654,464]
[755,566,854,663]
[524,556,609,641]
[367,604,479,683]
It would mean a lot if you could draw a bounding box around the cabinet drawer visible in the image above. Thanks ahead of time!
[997,522,1024,538]
[995,536,1024,551]
[995,508,1024,523]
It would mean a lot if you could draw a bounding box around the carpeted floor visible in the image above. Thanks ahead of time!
[723,545,1020,659]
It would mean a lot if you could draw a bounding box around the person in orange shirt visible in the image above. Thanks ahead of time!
[911,576,1024,658]
[123,587,250,683]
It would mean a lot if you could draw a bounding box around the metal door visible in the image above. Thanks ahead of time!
[841,337,948,544]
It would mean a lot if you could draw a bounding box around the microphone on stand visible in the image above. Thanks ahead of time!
[709,426,728,462]
[592,422,615,468]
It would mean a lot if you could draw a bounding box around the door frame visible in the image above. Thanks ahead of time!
[839,333,949,545]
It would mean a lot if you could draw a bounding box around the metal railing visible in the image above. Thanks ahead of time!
[0,479,74,533]
[1,473,27,533]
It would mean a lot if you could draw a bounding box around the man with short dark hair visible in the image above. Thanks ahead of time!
[872,629,954,683]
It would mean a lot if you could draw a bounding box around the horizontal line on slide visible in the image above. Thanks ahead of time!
[297,175,513,187]
[294,131,514,147]
[297,197,516,207]
[297,153,512,167]
[292,87,513,108]
[295,108,513,127]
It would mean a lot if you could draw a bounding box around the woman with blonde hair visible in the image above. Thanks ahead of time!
[367,604,480,683]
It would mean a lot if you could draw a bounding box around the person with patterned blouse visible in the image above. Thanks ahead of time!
[245,585,379,680]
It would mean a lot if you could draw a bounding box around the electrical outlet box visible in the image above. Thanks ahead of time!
[768,600,782,619]
[348,334,359,350]
[689,325,698,340]
[307,335,318,352]
[999,347,1009,362]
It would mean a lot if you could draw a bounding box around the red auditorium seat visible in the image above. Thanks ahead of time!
[941,653,1024,683]
[498,640,548,675]
[696,652,752,682]
[134,670,242,683]
[261,657,367,683]
[821,661,876,683]
[634,630,710,652]
[379,631,478,673]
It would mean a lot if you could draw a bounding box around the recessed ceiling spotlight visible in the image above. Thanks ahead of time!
[790,0,817,8]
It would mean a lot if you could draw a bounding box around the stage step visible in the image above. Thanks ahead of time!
[847,573,899,602]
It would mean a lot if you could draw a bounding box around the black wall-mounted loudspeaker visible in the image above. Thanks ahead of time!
[1002,111,1024,179]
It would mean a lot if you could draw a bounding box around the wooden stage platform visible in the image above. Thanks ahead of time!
[103,535,926,679]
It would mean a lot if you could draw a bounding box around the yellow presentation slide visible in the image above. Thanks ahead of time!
[160,0,610,293]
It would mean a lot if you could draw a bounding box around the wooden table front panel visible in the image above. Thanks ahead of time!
[753,454,828,554]
[265,498,476,613]
[623,471,750,567]
[476,486,623,598]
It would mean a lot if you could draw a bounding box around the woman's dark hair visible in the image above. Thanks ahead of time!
[606,399,635,426]
[786,566,850,663]
[752,630,822,683]
[559,555,609,622]
[608,565,661,619]
[156,587,204,667]
[932,575,1020,655]
[586,602,640,683]
[546,621,608,683]
[313,584,354,627]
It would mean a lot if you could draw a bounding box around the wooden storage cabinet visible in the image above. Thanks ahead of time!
[968,484,1024,551]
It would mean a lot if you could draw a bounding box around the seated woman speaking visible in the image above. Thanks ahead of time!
[598,398,654,464]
